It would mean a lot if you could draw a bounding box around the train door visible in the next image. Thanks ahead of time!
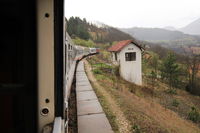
[0,0,66,132]
[37,0,65,132]
[0,0,37,132]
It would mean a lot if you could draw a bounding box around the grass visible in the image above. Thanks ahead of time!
[87,58,168,132]
[84,63,120,133]
[86,52,200,132]
[99,82,169,133]
[188,106,200,123]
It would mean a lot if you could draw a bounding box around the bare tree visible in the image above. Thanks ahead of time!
[184,48,200,95]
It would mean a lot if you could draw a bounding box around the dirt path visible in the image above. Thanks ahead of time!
[84,60,132,133]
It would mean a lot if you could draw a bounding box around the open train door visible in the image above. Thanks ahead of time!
[0,0,37,132]
[0,0,65,133]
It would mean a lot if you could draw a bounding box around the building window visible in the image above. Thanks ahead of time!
[125,52,136,61]
[68,44,70,50]
[114,53,117,61]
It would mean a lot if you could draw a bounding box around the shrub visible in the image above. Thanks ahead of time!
[132,124,141,133]
[93,63,113,74]
[100,64,112,73]
[129,88,135,93]
[185,84,191,92]
[101,50,112,63]
[92,69,102,74]
[188,106,200,123]
[73,37,95,47]
[166,89,177,95]
[172,99,179,107]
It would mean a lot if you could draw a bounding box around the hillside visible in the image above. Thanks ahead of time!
[66,17,134,43]
[85,51,200,133]
[89,25,135,43]
[180,18,200,35]
[120,27,198,41]
[120,27,188,41]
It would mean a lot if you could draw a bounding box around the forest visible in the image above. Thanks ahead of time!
[66,16,134,43]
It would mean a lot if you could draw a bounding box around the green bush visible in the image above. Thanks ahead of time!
[95,74,105,80]
[93,63,113,74]
[73,37,95,47]
[172,99,179,107]
[92,69,102,74]
[188,106,200,123]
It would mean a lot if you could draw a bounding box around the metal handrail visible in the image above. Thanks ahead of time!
[52,117,62,133]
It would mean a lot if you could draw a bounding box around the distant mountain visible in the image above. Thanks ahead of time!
[120,27,189,41]
[180,18,200,35]
[120,27,200,46]
[164,26,176,31]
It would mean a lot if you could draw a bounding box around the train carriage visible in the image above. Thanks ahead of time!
[0,0,98,133]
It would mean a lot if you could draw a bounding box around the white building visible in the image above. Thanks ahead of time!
[108,40,143,85]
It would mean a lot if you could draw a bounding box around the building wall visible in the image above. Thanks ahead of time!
[111,52,119,65]
[119,43,142,85]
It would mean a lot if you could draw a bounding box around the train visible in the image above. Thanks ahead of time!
[89,47,100,54]
[0,0,98,133]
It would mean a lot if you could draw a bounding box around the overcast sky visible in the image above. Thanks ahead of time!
[65,0,200,28]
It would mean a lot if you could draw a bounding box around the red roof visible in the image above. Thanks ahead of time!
[108,40,143,52]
